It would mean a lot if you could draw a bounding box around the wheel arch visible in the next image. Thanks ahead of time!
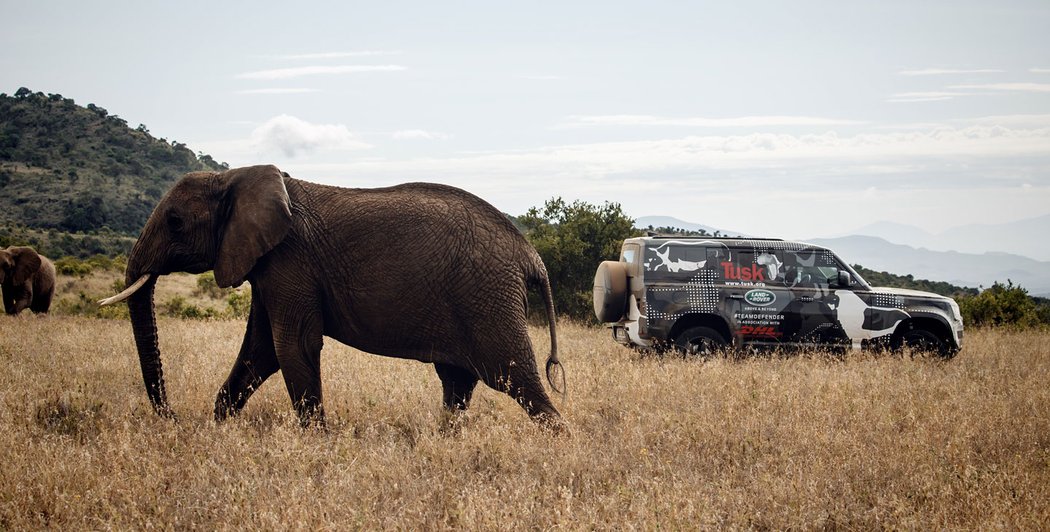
[669,313,732,344]
[892,315,957,350]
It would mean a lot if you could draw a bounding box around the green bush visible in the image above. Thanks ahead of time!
[54,291,130,319]
[958,281,1044,329]
[162,295,221,320]
[519,198,640,321]
[226,290,252,319]
[53,254,128,277]
[54,256,94,276]
[194,272,229,299]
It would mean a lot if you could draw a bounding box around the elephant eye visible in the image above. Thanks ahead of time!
[167,212,184,232]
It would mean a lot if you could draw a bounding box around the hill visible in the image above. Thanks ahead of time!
[0,87,227,234]
[808,235,1050,297]
[845,215,1050,262]
[851,264,977,298]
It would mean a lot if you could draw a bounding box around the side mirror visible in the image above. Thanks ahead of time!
[837,270,852,288]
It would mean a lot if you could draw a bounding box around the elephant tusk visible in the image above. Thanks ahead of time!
[98,274,153,306]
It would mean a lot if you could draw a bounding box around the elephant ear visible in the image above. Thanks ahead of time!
[214,165,292,288]
[12,247,41,286]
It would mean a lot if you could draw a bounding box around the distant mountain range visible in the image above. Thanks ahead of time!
[808,236,1050,297]
[842,215,1050,262]
[634,215,1050,297]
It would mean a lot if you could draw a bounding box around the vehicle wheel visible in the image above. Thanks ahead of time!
[673,326,728,358]
[593,261,629,322]
[898,328,951,358]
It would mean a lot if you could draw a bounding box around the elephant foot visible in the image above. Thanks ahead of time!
[532,412,570,436]
[438,408,474,436]
[295,403,327,430]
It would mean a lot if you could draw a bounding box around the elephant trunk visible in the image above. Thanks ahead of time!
[125,270,174,418]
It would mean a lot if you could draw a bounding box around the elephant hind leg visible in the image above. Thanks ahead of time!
[30,289,53,314]
[478,354,562,429]
[435,363,479,411]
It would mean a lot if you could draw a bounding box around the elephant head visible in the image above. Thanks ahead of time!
[0,246,42,287]
[100,165,292,416]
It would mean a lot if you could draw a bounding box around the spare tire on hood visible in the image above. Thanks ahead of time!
[593,260,629,322]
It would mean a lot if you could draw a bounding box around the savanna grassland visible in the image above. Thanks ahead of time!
[1,308,1048,529]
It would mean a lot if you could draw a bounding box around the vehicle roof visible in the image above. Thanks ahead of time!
[626,235,830,252]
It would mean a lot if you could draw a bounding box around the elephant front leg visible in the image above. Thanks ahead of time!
[215,301,280,421]
[9,287,32,315]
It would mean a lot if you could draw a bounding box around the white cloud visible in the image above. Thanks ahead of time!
[948,83,1050,93]
[516,74,563,81]
[958,114,1050,128]
[1030,68,1050,74]
[250,115,371,157]
[288,125,1050,185]
[260,125,1050,238]
[391,129,450,140]
[270,51,401,60]
[897,68,1003,76]
[236,65,406,80]
[887,91,971,103]
[560,115,865,128]
[235,88,320,95]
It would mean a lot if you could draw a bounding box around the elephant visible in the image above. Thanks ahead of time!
[0,246,56,315]
[100,165,565,429]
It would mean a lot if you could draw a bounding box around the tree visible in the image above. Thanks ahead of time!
[958,280,1043,329]
[519,198,640,321]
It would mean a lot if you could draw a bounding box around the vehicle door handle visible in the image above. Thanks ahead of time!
[798,296,814,302]
[729,294,744,299]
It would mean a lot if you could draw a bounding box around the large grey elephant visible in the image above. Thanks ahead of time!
[101,165,564,429]
[0,246,56,315]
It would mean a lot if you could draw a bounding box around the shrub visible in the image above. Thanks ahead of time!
[226,290,252,319]
[519,198,640,320]
[162,295,221,320]
[194,272,229,299]
[54,291,130,319]
[958,280,1043,329]
[54,256,94,276]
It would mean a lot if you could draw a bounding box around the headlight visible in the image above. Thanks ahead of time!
[948,299,962,322]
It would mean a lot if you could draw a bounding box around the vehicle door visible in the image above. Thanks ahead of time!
[717,247,789,346]
[777,249,850,348]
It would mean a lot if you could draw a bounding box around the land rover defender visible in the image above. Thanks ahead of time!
[593,236,963,356]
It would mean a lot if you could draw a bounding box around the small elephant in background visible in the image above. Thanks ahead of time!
[0,246,56,315]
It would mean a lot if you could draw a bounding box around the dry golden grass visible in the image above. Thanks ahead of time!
[0,313,1047,529]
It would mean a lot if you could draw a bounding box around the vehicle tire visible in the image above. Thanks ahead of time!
[673,326,728,358]
[897,327,952,358]
[593,261,629,322]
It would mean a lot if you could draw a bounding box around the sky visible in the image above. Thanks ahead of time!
[2,0,1049,240]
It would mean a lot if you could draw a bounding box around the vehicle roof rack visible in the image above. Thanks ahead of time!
[645,235,784,241]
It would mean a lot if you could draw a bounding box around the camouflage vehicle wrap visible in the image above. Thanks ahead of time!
[593,236,963,356]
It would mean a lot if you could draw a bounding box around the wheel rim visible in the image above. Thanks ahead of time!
[684,337,719,356]
[903,330,942,352]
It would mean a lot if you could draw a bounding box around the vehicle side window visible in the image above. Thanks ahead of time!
[620,243,642,277]
[755,249,786,286]
[679,246,707,264]
[621,248,636,264]
[784,249,840,288]
[707,247,730,265]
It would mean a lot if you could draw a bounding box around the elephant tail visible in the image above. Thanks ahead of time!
[531,261,565,397]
